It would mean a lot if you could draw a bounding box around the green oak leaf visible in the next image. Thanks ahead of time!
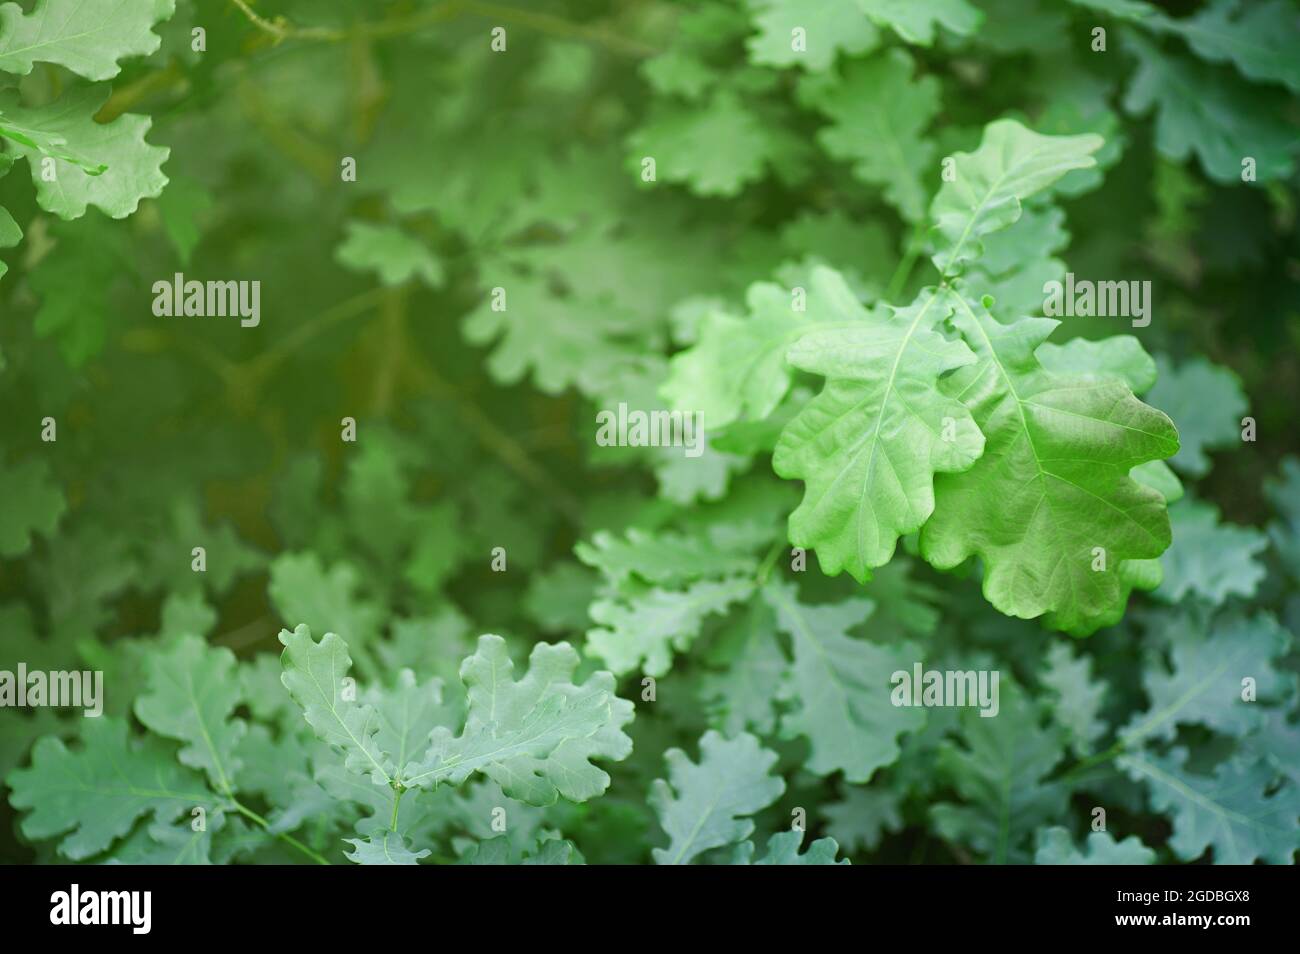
[920,292,1179,631]
[462,271,639,395]
[405,635,633,805]
[107,817,224,866]
[1156,498,1268,604]
[650,730,785,865]
[134,635,247,795]
[269,553,384,654]
[661,273,861,430]
[1265,456,1300,572]
[586,576,755,677]
[576,527,756,586]
[1036,334,1156,394]
[6,717,216,861]
[1164,0,1300,94]
[1034,828,1155,864]
[820,785,904,853]
[344,830,430,865]
[931,682,1066,864]
[700,598,786,736]
[1122,32,1299,184]
[745,0,879,71]
[1066,0,1158,19]
[628,90,776,197]
[457,836,584,865]
[773,279,984,581]
[155,173,212,264]
[735,829,850,865]
[766,579,925,781]
[1144,355,1247,477]
[970,204,1069,278]
[0,0,175,80]
[336,221,444,288]
[929,119,1103,276]
[26,212,126,365]
[799,49,939,222]
[0,201,19,280]
[1,87,169,220]
[0,454,65,556]
[1122,610,1293,744]
[854,0,982,46]
[1119,749,1300,865]
[1040,642,1107,757]
[641,47,718,99]
[278,625,393,785]
[0,101,104,171]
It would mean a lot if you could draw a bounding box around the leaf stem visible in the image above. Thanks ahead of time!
[458,1,659,57]
[389,788,405,832]
[755,540,784,585]
[1057,740,1127,788]
[227,0,657,57]
[232,801,332,864]
[228,0,345,41]
[885,220,928,302]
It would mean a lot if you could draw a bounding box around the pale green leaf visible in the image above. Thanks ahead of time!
[920,292,1178,631]
[1119,750,1300,865]
[0,455,65,557]
[799,49,939,221]
[1156,499,1268,604]
[854,0,982,46]
[405,635,633,805]
[344,830,429,865]
[746,0,879,71]
[6,717,215,860]
[336,221,444,288]
[929,119,1102,276]
[0,0,174,80]
[767,579,924,781]
[773,279,984,581]
[1034,827,1155,864]
[586,576,754,677]
[1122,610,1293,744]
[134,635,247,795]
[1,87,169,220]
[1144,355,1247,477]
[650,730,785,865]
[1122,32,1299,184]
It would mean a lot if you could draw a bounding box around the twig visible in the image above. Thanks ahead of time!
[459,0,659,57]
[228,0,345,42]
[233,801,332,864]
[400,352,585,523]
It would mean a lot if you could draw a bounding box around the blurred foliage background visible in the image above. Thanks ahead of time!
[1,0,1298,865]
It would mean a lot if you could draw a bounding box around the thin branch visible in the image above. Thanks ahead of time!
[400,351,585,524]
[232,801,331,864]
[459,0,659,57]
[228,0,345,42]
[227,0,657,57]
